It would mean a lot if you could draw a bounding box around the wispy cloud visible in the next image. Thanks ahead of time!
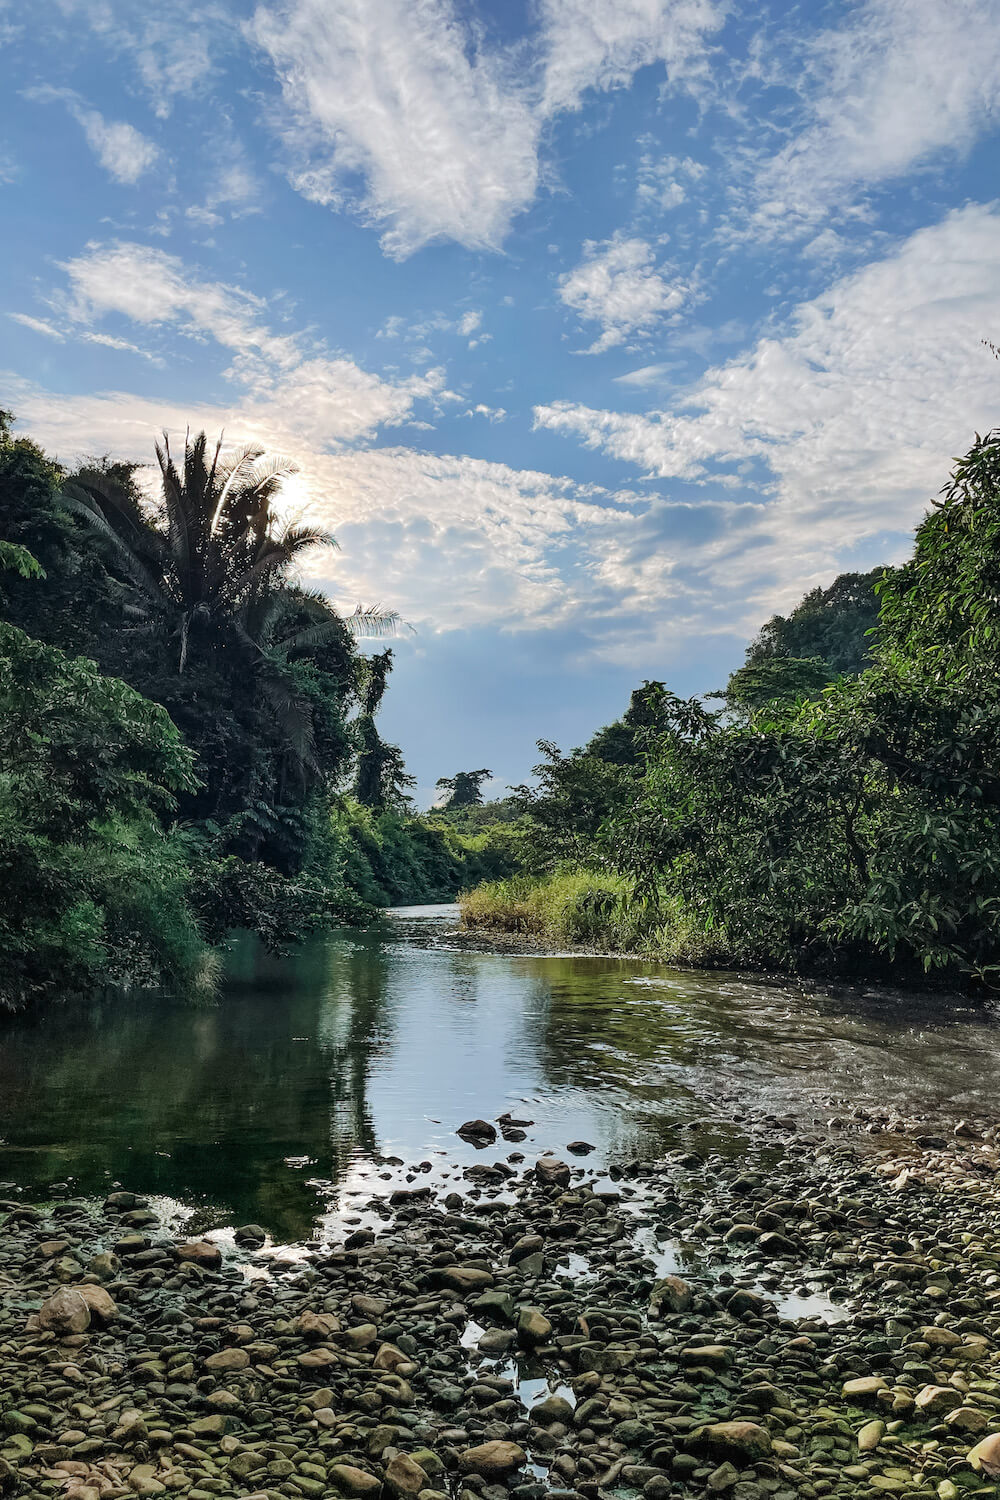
[539,0,721,115]
[748,0,1000,237]
[537,203,1000,621]
[26,86,159,184]
[74,105,158,184]
[558,234,688,353]
[11,203,1000,666]
[51,241,454,446]
[248,0,723,257]
[53,0,229,118]
[7,377,633,633]
[9,312,65,340]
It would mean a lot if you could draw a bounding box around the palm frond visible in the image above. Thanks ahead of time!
[274,523,338,554]
[344,604,410,638]
[62,492,170,608]
[210,441,267,535]
[278,618,351,654]
[257,665,319,774]
[156,432,194,590]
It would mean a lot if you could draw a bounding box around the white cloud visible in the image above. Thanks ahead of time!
[25,87,159,184]
[635,150,705,212]
[463,403,507,422]
[558,234,687,352]
[52,241,451,445]
[537,203,1000,625]
[9,313,65,340]
[539,0,722,115]
[186,136,263,225]
[751,0,1000,236]
[613,362,676,387]
[81,331,158,358]
[60,241,290,362]
[6,374,632,632]
[249,0,723,256]
[54,0,226,118]
[73,105,158,183]
[249,0,541,259]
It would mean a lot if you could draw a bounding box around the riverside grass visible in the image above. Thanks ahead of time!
[460,869,723,964]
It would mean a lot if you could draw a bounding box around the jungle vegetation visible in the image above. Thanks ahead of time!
[0,413,517,1007]
[463,429,1000,991]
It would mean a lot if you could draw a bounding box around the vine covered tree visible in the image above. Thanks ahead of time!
[353,649,416,810]
[436,768,493,809]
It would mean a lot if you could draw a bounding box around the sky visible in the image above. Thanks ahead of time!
[2,0,1000,806]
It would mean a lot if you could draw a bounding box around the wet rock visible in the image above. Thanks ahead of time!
[203,1347,249,1371]
[86,1251,119,1280]
[842,1376,888,1402]
[945,1407,990,1434]
[74,1283,117,1324]
[296,1309,341,1339]
[531,1395,574,1425]
[457,1120,498,1146]
[682,1344,732,1370]
[234,1224,267,1247]
[694,1422,773,1462]
[473,1289,515,1322]
[385,1453,429,1498]
[566,1142,595,1155]
[726,1289,770,1318]
[914,1384,964,1416]
[649,1276,693,1315]
[174,1240,222,1270]
[459,1442,527,1479]
[438,1266,495,1294]
[516,1306,552,1346]
[37,1287,91,1334]
[534,1158,571,1189]
[329,1465,382,1497]
[967,1434,1000,1477]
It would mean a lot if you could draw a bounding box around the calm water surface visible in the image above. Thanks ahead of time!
[1,904,997,1239]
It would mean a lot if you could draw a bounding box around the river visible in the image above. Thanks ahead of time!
[0,904,996,1241]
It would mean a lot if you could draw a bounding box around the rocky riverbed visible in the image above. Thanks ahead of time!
[5,1109,1000,1500]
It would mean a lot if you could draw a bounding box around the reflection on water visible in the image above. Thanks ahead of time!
[0,904,999,1237]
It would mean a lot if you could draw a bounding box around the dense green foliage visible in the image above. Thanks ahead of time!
[724,568,885,709]
[469,431,1000,990]
[435,768,493,809]
[352,650,416,811]
[329,801,521,906]
[0,618,209,1007]
[0,415,506,1006]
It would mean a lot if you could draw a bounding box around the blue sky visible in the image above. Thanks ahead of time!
[2,0,1000,805]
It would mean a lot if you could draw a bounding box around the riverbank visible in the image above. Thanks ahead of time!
[458,874,690,961]
[5,1113,1000,1500]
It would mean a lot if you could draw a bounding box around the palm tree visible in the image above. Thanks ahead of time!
[63,430,401,672]
[64,430,406,809]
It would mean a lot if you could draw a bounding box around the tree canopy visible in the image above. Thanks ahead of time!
[436,769,493,809]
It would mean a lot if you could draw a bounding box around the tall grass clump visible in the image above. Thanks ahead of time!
[461,869,729,964]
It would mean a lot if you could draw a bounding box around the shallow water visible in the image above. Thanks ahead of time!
[0,903,997,1238]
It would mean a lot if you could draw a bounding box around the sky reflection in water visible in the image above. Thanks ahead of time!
[0,905,997,1238]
